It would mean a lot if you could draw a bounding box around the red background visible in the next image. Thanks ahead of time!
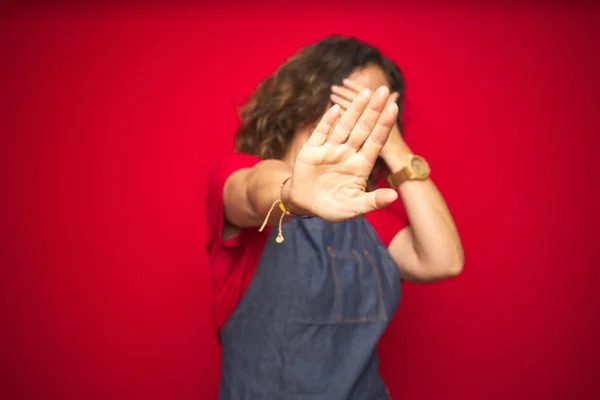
[2,1,599,399]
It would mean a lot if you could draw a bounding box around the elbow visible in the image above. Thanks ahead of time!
[439,250,465,279]
[392,232,465,283]
[441,245,465,278]
[435,239,465,279]
[421,251,464,282]
[445,258,464,278]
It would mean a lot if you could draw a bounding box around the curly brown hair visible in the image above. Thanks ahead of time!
[235,35,406,185]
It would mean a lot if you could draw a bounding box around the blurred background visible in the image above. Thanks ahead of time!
[1,1,599,399]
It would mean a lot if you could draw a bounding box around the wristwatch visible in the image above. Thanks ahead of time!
[387,154,431,187]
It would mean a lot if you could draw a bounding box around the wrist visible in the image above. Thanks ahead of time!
[381,142,413,173]
[380,125,411,168]
[281,176,313,217]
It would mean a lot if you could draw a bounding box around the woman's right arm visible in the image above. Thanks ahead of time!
[223,159,298,229]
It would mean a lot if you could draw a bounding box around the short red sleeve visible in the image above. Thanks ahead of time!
[205,153,261,252]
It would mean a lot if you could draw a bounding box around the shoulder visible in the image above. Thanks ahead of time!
[205,152,263,252]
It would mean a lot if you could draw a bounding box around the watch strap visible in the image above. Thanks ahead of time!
[387,167,409,188]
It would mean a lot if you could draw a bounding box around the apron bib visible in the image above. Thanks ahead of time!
[219,217,401,399]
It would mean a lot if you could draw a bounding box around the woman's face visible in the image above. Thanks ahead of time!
[287,63,392,162]
[346,63,391,92]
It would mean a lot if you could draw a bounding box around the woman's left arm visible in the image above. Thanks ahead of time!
[381,135,464,283]
[331,80,464,283]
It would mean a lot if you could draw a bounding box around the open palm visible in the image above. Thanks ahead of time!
[289,86,399,222]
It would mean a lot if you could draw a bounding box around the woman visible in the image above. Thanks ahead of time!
[206,35,464,399]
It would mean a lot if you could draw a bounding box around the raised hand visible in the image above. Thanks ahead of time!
[287,86,399,222]
[331,79,404,161]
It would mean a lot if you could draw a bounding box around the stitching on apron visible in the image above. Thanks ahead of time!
[327,245,342,322]
[352,249,367,321]
[364,250,388,321]
[329,246,381,324]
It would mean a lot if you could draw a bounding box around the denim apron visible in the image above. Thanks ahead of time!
[219,217,402,399]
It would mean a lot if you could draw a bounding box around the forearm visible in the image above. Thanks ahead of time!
[398,179,463,271]
[234,160,293,228]
[225,159,309,229]
[384,141,464,276]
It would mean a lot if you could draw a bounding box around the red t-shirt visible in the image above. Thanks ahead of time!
[205,153,408,337]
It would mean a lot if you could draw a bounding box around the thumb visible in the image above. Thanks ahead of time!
[357,188,398,215]
[372,188,398,210]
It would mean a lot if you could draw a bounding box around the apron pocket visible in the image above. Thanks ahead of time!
[329,246,388,323]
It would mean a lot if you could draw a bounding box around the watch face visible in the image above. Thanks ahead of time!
[410,157,430,178]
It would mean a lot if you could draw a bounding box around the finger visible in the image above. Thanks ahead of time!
[305,104,341,147]
[343,78,365,93]
[359,102,398,163]
[352,188,398,215]
[345,86,390,150]
[331,84,359,102]
[326,89,371,144]
[330,93,352,110]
